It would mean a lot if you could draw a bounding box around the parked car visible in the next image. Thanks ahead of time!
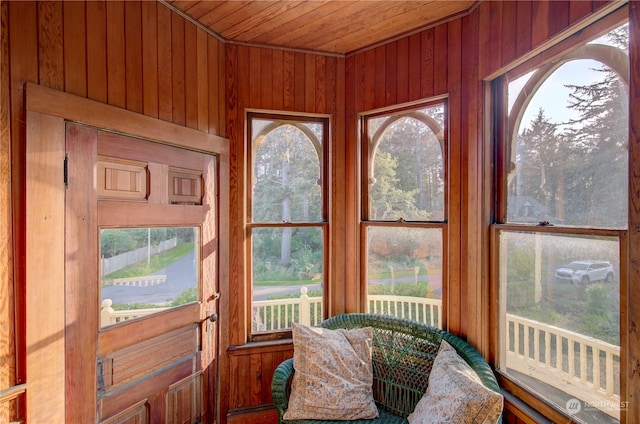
[555,260,614,284]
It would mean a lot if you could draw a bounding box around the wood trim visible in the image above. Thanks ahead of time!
[25,110,66,424]
[24,83,229,155]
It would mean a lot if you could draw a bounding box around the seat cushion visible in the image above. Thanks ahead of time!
[283,323,379,421]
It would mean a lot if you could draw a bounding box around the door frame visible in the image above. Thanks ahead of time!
[24,83,229,423]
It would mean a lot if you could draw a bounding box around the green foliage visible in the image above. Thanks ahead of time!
[171,287,198,306]
[368,281,435,298]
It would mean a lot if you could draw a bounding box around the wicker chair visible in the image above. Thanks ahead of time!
[271,313,501,424]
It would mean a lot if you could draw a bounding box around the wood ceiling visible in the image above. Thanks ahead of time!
[162,1,479,55]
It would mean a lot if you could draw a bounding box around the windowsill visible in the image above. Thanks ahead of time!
[227,338,293,355]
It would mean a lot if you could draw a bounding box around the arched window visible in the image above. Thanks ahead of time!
[361,101,446,327]
[494,22,628,421]
[248,113,328,339]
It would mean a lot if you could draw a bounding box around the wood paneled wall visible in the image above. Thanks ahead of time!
[1,0,633,423]
[0,1,225,422]
[223,43,345,418]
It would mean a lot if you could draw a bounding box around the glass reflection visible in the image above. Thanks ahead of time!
[99,227,199,327]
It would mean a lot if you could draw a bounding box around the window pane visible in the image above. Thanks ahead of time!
[507,26,628,228]
[100,227,199,327]
[498,230,620,421]
[366,226,442,327]
[367,105,445,221]
[252,227,324,332]
[252,120,322,223]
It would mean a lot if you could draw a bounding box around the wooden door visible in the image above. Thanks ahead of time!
[65,123,219,423]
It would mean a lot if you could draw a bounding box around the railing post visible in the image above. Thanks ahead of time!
[100,298,115,326]
[299,287,310,325]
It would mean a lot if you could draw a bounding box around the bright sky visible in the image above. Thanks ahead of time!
[508,59,606,132]
[508,33,621,133]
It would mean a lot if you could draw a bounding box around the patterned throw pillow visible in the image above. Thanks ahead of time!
[407,340,503,424]
[282,323,379,421]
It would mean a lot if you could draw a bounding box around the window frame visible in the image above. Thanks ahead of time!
[359,99,449,324]
[490,12,629,422]
[246,111,330,342]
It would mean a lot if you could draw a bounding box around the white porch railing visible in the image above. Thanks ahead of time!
[505,313,621,419]
[252,287,323,332]
[102,289,621,417]
[100,299,169,326]
[367,295,441,328]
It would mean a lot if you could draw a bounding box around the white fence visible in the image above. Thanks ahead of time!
[101,237,177,275]
[505,313,621,418]
[102,288,620,417]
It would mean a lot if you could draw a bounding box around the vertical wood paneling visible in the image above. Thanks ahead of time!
[271,49,284,110]
[106,1,125,108]
[548,1,570,38]
[396,37,409,104]
[208,36,220,134]
[304,54,315,113]
[0,2,16,422]
[433,24,448,95]
[461,10,483,352]
[184,21,198,129]
[9,0,38,393]
[407,34,421,101]
[171,13,185,126]
[260,48,273,110]
[124,0,142,114]
[420,29,434,98]
[531,1,550,49]
[86,0,107,103]
[157,4,172,121]
[515,1,532,59]
[315,55,325,113]
[37,1,64,90]
[363,49,374,110]
[248,47,260,108]
[385,42,397,106]
[249,353,261,405]
[446,17,462,336]
[373,46,385,109]
[196,28,208,131]
[283,51,295,110]
[63,1,87,97]
[294,52,305,111]
[141,0,158,118]
[570,1,593,24]
[488,0,503,76]
[501,1,517,66]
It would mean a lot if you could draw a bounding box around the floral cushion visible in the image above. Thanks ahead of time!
[283,322,378,421]
[408,340,503,424]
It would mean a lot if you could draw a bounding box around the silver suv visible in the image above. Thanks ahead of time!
[555,260,614,284]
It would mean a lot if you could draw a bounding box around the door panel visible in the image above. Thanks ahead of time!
[65,123,219,423]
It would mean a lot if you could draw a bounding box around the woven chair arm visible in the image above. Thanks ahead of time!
[272,357,294,419]
[441,332,501,393]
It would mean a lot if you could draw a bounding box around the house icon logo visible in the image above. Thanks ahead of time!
[566,398,582,415]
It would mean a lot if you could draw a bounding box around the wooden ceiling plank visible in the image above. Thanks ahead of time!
[205,1,279,36]
[179,1,226,21]
[296,1,419,52]
[336,1,475,53]
[265,1,389,50]
[166,0,476,55]
[197,1,252,29]
[242,1,347,47]
[223,1,321,41]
